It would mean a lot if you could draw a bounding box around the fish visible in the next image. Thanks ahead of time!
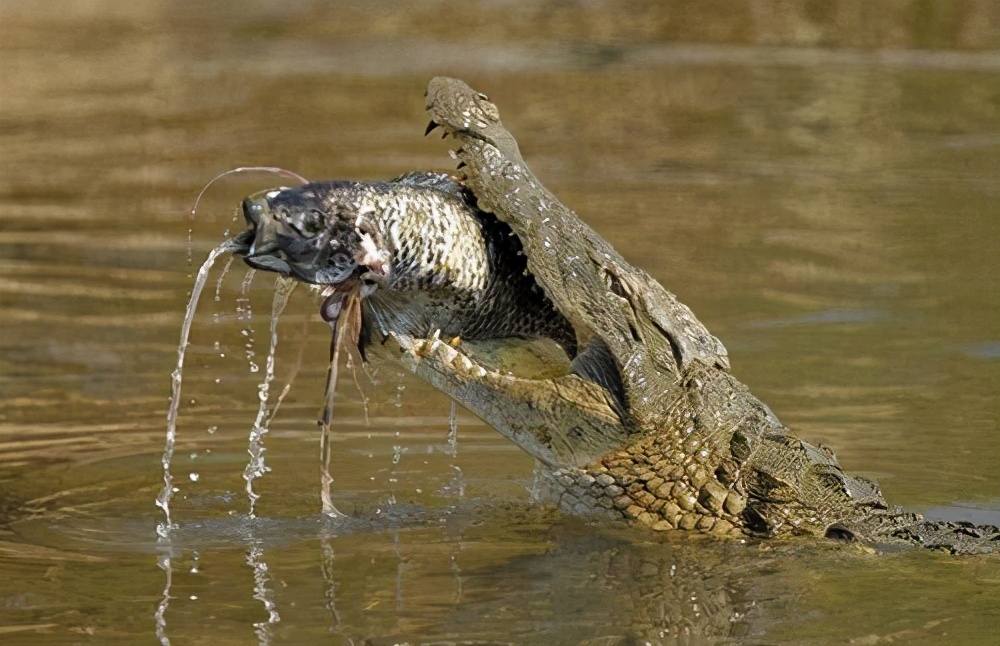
[231,171,577,358]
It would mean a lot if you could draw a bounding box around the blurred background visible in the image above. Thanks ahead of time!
[1,1,998,644]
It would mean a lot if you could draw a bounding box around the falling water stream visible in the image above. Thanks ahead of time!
[243,276,297,518]
[155,239,244,646]
[214,255,237,303]
[445,400,465,498]
[447,400,458,458]
[157,239,243,538]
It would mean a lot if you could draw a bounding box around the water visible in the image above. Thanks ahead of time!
[1,2,999,644]
[154,238,247,646]
[247,544,281,643]
[243,276,297,518]
[318,290,365,518]
[445,400,465,498]
[158,239,242,538]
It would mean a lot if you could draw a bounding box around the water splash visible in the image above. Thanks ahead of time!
[238,270,259,373]
[345,353,370,425]
[387,441,407,506]
[441,403,465,598]
[158,240,240,538]
[445,401,464,498]
[243,276,297,518]
[214,255,237,302]
[155,166,309,640]
[264,314,312,429]
[446,400,459,458]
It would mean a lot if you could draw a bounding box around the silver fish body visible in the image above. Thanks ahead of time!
[235,172,576,355]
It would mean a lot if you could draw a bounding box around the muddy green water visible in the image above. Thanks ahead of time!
[1,2,999,644]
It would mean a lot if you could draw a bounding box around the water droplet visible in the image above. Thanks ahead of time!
[189,473,200,482]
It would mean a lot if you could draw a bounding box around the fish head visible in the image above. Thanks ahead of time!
[233,183,389,292]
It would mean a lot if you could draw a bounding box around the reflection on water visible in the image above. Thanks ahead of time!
[1,1,999,644]
[246,544,281,643]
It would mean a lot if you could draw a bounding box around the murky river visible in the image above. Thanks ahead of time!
[2,2,998,644]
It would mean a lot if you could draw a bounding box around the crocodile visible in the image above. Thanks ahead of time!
[234,77,999,554]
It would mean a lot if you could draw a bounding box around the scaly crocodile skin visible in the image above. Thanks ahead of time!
[233,78,999,555]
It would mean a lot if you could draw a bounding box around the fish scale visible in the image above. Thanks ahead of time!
[360,175,576,351]
[238,172,577,355]
[355,185,490,294]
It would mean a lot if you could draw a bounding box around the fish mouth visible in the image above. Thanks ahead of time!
[232,192,298,277]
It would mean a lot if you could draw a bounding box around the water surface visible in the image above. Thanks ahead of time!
[1,2,999,644]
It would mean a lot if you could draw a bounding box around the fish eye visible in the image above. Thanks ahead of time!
[302,209,324,232]
[282,209,320,237]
